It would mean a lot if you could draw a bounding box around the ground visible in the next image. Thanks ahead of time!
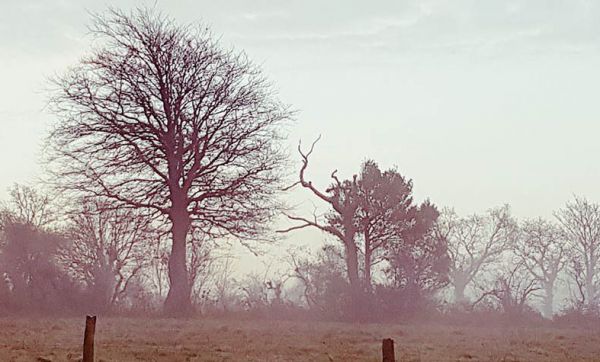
[0,317,599,361]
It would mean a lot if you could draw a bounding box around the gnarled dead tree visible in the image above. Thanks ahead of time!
[278,137,363,316]
[48,8,290,315]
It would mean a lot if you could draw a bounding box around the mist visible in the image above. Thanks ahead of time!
[1,1,600,361]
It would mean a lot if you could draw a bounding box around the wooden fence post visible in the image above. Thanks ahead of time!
[83,315,96,362]
[382,338,395,362]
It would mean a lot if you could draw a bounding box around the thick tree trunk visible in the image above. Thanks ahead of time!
[344,228,365,321]
[345,239,360,291]
[163,196,192,317]
[452,274,468,306]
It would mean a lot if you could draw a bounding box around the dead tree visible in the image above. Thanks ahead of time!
[278,137,364,317]
[515,218,568,318]
[48,7,290,315]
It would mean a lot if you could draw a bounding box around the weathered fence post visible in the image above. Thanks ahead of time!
[83,315,96,362]
[382,338,395,362]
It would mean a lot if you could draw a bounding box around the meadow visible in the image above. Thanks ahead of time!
[0,317,599,361]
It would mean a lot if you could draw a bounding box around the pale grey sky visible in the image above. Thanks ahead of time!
[2,0,600,242]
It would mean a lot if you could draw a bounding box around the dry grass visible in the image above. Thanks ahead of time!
[0,317,599,361]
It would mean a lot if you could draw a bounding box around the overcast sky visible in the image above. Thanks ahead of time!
[2,1,600,261]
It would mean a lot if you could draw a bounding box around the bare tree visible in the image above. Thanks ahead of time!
[187,228,214,306]
[473,261,541,319]
[278,138,363,315]
[0,185,77,312]
[48,8,290,315]
[515,218,568,318]
[209,254,236,312]
[58,200,154,311]
[147,233,170,303]
[239,265,291,314]
[288,245,347,312]
[436,205,517,304]
[1,184,54,228]
[555,196,600,311]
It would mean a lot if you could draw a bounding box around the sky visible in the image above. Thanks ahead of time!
[2,0,600,264]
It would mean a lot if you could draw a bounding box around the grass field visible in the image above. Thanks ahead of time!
[0,317,599,361]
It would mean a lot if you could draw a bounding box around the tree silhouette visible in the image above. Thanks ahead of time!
[58,199,155,312]
[355,160,414,290]
[48,8,290,315]
[436,205,517,305]
[515,218,568,318]
[556,196,600,311]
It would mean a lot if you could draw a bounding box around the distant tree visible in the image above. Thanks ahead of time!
[208,255,236,313]
[57,200,155,312]
[436,205,517,305]
[289,244,350,319]
[355,160,413,290]
[555,196,600,311]
[384,201,450,297]
[239,267,291,316]
[474,260,541,320]
[0,221,79,312]
[48,8,290,315]
[0,185,80,313]
[1,184,54,228]
[515,218,568,318]
[187,228,213,306]
[147,233,170,303]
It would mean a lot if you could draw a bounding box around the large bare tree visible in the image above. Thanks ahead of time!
[48,8,290,315]
[515,218,568,318]
[555,196,600,311]
[436,205,517,304]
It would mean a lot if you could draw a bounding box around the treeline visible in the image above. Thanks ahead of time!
[1,164,600,326]
[276,154,600,324]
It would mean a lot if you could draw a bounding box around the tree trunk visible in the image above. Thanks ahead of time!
[164,195,192,317]
[364,228,372,292]
[542,285,554,319]
[585,273,596,310]
[345,239,360,291]
[452,274,468,306]
[344,232,364,321]
[364,250,372,292]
